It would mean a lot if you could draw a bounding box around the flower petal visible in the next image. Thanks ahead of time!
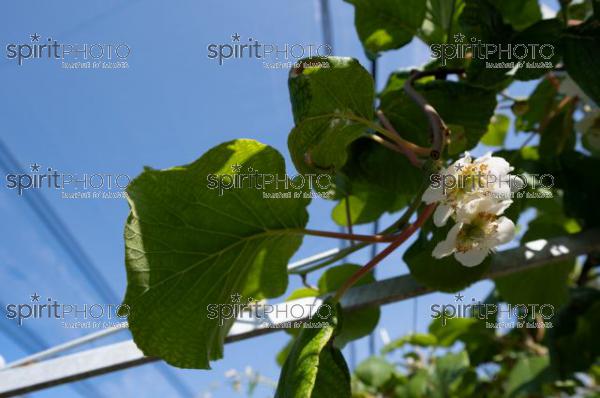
[456,197,491,220]
[423,185,444,204]
[432,223,461,258]
[433,204,453,227]
[492,216,516,245]
[488,199,513,215]
[485,155,512,175]
[454,248,489,267]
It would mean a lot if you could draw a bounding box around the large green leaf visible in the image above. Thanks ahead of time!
[275,301,351,398]
[561,19,600,106]
[344,0,427,58]
[380,79,497,150]
[123,139,310,368]
[288,57,374,174]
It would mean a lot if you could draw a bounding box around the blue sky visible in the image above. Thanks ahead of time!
[0,1,557,397]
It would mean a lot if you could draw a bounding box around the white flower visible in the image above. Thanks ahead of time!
[423,152,514,227]
[432,197,516,267]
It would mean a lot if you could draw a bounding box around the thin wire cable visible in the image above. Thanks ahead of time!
[0,139,195,397]
[0,139,117,303]
[319,0,334,50]
[368,58,379,357]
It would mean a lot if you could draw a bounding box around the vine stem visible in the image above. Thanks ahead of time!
[303,228,397,243]
[332,203,436,302]
[376,110,425,167]
[404,68,464,159]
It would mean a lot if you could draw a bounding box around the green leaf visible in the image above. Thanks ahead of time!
[447,124,467,155]
[429,317,499,365]
[550,288,600,376]
[512,19,563,81]
[286,287,319,301]
[276,339,294,367]
[558,151,600,227]
[344,0,427,58]
[123,139,310,369]
[495,220,574,308]
[317,264,381,348]
[430,351,471,396]
[285,264,380,348]
[515,77,558,132]
[332,189,400,226]
[558,0,595,22]
[380,79,497,149]
[275,301,351,398]
[460,14,560,86]
[561,19,600,106]
[488,0,541,31]
[481,114,509,146]
[459,0,514,39]
[381,333,438,353]
[419,0,466,44]
[539,101,576,165]
[429,317,480,346]
[404,222,491,292]
[288,57,374,174]
[355,357,397,389]
[505,355,552,398]
[459,0,516,89]
[331,138,424,226]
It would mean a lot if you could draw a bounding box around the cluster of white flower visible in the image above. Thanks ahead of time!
[423,152,517,267]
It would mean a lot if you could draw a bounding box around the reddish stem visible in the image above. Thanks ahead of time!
[333,204,436,301]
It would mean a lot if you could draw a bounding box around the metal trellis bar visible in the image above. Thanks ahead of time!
[1,228,599,397]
